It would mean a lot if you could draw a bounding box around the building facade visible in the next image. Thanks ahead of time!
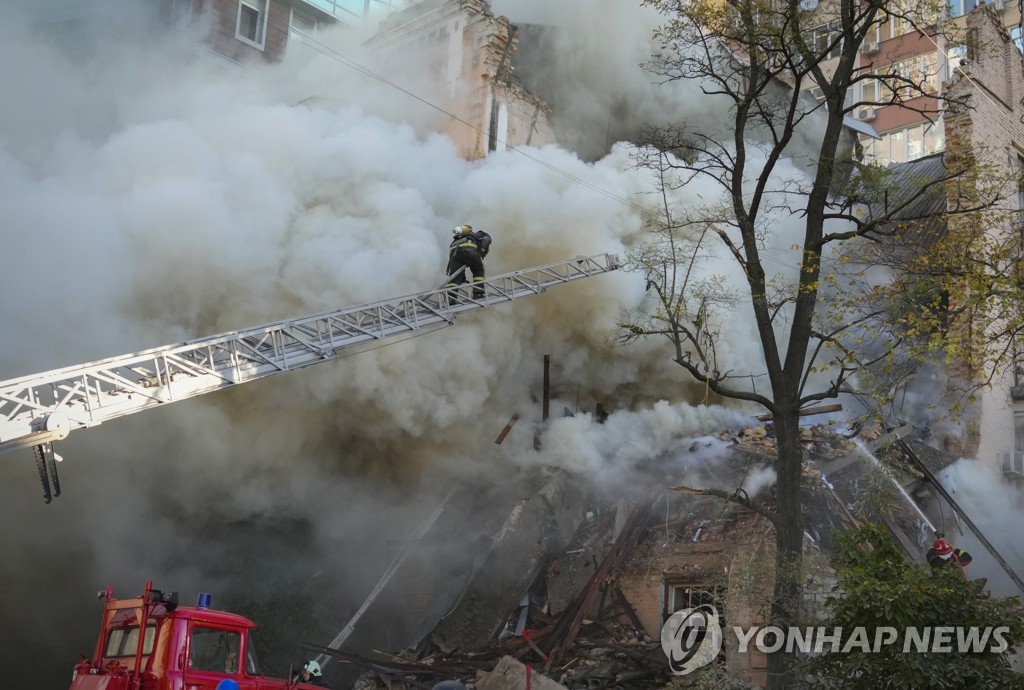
[802,0,1021,166]
[364,0,556,160]
[169,0,396,64]
[941,8,1024,472]
[23,0,394,64]
[871,7,1024,477]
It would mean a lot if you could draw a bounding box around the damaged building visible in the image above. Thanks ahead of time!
[307,400,997,690]
[14,2,1022,688]
[365,0,555,160]
[854,5,1024,486]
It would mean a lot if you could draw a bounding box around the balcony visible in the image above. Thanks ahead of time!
[296,0,398,22]
[1012,385,1024,401]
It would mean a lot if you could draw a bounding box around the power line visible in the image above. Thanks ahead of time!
[236,0,652,214]
[201,0,820,275]
[220,1,807,272]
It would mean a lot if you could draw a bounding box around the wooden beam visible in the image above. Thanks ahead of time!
[543,354,550,421]
[753,403,843,422]
[494,413,520,444]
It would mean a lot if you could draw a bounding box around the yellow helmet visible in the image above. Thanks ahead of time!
[460,224,473,235]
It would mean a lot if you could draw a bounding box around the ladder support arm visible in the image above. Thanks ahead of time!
[0,254,620,455]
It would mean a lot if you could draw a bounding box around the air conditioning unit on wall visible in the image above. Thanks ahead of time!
[863,42,879,55]
[855,106,877,121]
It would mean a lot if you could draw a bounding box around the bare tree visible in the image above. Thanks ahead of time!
[622,0,1022,686]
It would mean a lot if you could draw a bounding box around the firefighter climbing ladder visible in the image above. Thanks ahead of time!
[0,254,620,500]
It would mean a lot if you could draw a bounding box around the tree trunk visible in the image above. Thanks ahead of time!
[766,408,804,690]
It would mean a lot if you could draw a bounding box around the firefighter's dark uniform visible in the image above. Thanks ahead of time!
[446,225,491,298]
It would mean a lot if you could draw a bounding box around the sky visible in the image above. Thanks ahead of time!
[2,0,1023,686]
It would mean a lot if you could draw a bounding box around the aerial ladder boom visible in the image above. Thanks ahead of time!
[0,255,619,475]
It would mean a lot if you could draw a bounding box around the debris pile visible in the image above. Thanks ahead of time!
[329,504,673,690]
[321,414,966,690]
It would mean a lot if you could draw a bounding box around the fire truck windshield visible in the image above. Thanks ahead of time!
[104,625,156,657]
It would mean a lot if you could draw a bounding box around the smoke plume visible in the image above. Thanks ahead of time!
[6,1,1017,687]
[0,1,763,684]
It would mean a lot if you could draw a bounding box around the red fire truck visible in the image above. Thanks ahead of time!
[70,581,325,690]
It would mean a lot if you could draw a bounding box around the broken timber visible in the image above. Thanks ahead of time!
[753,403,843,422]
[542,507,651,669]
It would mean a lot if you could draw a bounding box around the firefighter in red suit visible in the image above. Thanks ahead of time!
[928,533,972,569]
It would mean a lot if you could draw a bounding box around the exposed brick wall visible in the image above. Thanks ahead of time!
[941,6,1024,461]
[616,512,776,687]
[366,0,556,160]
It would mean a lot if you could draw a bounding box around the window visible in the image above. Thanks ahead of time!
[105,626,156,657]
[889,129,906,163]
[235,0,268,50]
[907,126,924,159]
[891,13,912,39]
[860,121,945,164]
[162,0,199,26]
[861,135,885,162]
[665,584,726,619]
[947,43,968,80]
[862,77,881,104]
[805,21,843,60]
[947,0,978,18]
[1015,411,1024,470]
[923,122,944,156]
[875,15,892,42]
[664,583,727,663]
[918,2,943,26]
[1012,27,1023,55]
[291,8,315,36]
[289,8,315,55]
[1016,156,1024,211]
[889,53,941,99]
[189,627,241,674]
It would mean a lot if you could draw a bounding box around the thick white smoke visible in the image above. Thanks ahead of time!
[492,0,732,160]
[0,2,768,683]
[10,0,1009,685]
[935,460,1024,598]
[534,401,750,477]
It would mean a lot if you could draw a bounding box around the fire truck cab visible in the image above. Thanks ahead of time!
[70,581,322,690]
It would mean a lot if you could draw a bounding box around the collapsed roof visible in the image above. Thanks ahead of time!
[316,412,980,689]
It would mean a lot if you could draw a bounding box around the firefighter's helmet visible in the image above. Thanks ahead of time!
[933,539,953,557]
[305,660,323,677]
[453,224,472,235]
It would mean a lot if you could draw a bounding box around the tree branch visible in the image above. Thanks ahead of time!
[669,485,777,524]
